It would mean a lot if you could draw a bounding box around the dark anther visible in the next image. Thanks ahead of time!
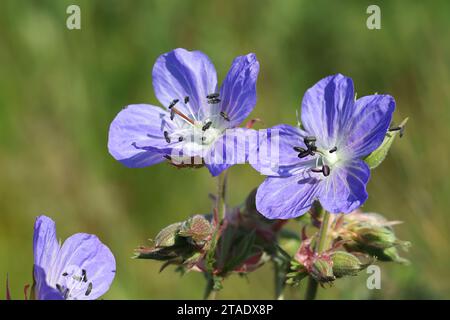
[329,146,337,153]
[163,155,172,161]
[293,146,306,153]
[170,108,175,120]
[168,99,179,109]
[62,272,68,277]
[82,269,87,282]
[85,282,93,296]
[298,150,311,158]
[304,136,317,145]
[56,284,63,292]
[178,136,184,142]
[206,93,220,99]
[184,96,189,104]
[309,145,317,152]
[312,165,331,177]
[207,98,221,104]
[220,111,230,121]
[201,136,206,142]
[202,121,212,131]
[322,165,331,176]
[164,131,171,143]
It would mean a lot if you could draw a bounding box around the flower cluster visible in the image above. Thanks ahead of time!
[106,48,410,299]
[5,47,410,300]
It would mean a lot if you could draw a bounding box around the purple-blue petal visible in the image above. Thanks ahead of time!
[256,171,323,219]
[108,104,172,168]
[51,233,116,300]
[250,124,316,176]
[301,74,355,148]
[204,128,252,176]
[216,53,259,127]
[318,159,370,213]
[340,95,395,158]
[34,265,64,300]
[152,48,217,120]
[33,216,59,274]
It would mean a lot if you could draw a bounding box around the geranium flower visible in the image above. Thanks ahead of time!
[253,74,395,219]
[33,215,116,300]
[108,48,259,176]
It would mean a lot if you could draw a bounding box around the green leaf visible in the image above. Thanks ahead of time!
[364,117,408,169]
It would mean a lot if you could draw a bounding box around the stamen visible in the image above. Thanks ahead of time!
[329,146,337,153]
[178,136,184,142]
[184,96,189,104]
[85,282,93,296]
[56,284,62,292]
[62,272,68,277]
[170,108,175,120]
[207,98,221,104]
[206,93,220,99]
[293,146,306,153]
[220,111,230,121]
[168,99,179,109]
[322,165,331,176]
[298,150,311,158]
[304,136,317,145]
[169,107,195,125]
[82,269,88,283]
[63,288,69,299]
[311,165,331,177]
[164,131,171,143]
[202,121,212,131]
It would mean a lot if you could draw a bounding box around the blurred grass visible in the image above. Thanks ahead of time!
[0,0,449,299]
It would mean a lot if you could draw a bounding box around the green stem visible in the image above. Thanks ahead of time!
[216,170,228,220]
[304,210,331,300]
[204,170,228,300]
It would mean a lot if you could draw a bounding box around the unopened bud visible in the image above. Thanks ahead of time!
[355,226,397,249]
[331,251,366,278]
[310,257,335,283]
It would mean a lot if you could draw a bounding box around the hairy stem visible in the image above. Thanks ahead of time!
[204,170,228,300]
[216,170,228,220]
[304,210,331,300]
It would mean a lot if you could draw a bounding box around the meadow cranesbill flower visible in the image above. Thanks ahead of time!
[108,48,259,176]
[33,215,116,300]
[254,74,395,219]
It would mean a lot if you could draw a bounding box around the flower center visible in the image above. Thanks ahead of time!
[293,136,342,177]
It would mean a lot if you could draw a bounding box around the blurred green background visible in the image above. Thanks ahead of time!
[0,0,449,299]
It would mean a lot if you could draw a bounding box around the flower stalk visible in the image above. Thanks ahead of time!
[304,210,331,300]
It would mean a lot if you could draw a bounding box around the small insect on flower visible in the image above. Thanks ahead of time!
[33,215,116,300]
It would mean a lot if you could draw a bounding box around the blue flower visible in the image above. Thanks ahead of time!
[253,74,395,219]
[33,215,116,300]
[108,48,259,176]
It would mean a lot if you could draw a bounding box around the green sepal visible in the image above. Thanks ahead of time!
[364,117,408,169]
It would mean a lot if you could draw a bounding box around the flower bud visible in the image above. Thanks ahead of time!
[310,257,335,283]
[331,251,367,278]
[354,226,397,249]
